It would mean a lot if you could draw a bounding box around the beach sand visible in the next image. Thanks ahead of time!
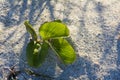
[0,0,120,80]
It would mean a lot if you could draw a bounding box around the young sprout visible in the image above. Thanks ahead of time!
[24,20,76,68]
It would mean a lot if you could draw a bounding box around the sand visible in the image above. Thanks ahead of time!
[0,0,120,80]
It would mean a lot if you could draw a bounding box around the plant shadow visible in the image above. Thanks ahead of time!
[56,55,99,80]
[104,33,120,80]
[93,1,120,80]
[0,0,55,27]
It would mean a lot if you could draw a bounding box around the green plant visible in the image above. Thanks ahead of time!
[24,20,76,68]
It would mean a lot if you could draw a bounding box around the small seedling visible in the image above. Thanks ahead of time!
[4,65,54,80]
[3,64,21,80]
[24,20,76,68]
[7,67,20,80]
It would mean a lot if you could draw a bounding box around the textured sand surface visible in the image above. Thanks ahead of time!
[0,0,120,80]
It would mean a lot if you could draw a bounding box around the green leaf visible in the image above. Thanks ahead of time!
[39,21,69,40]
[50,38,76,64]
[24,21,37,41]
[26,40,49,68]
[38,41,49,65]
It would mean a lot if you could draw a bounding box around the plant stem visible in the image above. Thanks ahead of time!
[45,40,64,64]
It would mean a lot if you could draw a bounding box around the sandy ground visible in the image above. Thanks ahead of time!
[0,0,120,80]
